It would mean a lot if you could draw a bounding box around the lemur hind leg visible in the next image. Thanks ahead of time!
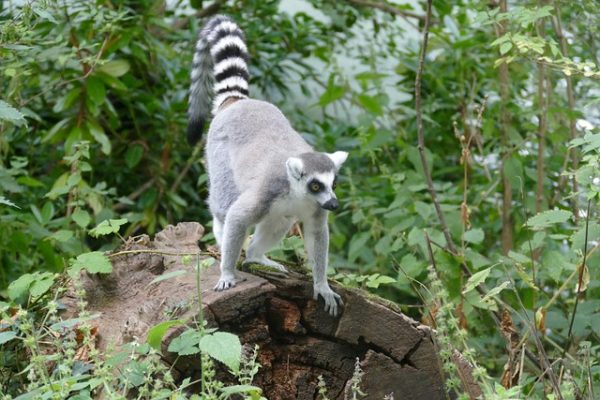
[212,217,224,248]
[214,193,261,291]
[245,216,294,272]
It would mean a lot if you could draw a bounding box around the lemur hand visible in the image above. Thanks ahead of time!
[313,283,343,316]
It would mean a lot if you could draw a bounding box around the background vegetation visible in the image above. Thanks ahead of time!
[1,0,598,398]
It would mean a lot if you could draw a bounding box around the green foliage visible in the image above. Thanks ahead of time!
[1,0,599,398]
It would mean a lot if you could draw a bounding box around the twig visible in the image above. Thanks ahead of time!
[503,268,564,399]
[535,15,548,213]
[415,0,455,255]
[21,34,112,107]
[108,249,211,258]
[171,0,228,30]
[169,140,204,193]
[563,199,592,355]
[113,179,157,211]
[494,0,513,255]
[550,0,579,218]
[345,0,428,22]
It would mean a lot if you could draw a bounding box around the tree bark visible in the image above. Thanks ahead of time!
[495,0,513,255]
[61,222,450,400]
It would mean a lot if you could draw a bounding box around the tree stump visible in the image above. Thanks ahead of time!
[61,222,448,399]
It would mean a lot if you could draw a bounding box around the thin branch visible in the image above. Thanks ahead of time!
[415,0,455,255]
[550,0,579,218]
[170,140,204,193]
[535,21,548,213]
[494,0,513,255]
[113,178,156,211]
[108,249,211,258]
[172,0,228,30]
[503,267,564,399]
[563,199,592,354]
[345,0,427,22]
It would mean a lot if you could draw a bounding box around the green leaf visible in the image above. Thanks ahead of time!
[125,145,144,168]
[69,251,112,276]
[318,83,345,106]
[0,100,25,122]
[147,320,185,351]
[527,209,573,230]
[365,274,396,289]
[89,218,128,237]
[72,208,91,228]
[50,314,101,331]
[463,228,484,244]
[199,331,242,373]
[499,41,513,55]
[356,94,383,115]
[481,281,511,303]
[98,60,130,77]
[0,331,18,345]
[29,273,55,298]
[86,76,106,106]
[219,385,263,398]
[168,329,202,356]
[49,229,74,242]
[0,196,19,208]
[32,6,58,23]
[570,221,600,250]
[8,273,36,300]
[348,232,370,263]
[87,120,111,155]
[463,266,492,295]
[508,250,531,264]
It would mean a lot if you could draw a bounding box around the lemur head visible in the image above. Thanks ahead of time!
[285,151,348,211]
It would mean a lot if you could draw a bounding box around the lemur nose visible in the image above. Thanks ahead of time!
[322,198,339,211]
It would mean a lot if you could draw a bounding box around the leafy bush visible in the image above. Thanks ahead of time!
[1,0,599,398]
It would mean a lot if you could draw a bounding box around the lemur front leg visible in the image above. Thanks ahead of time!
[214,193,259,291]
[303,210,343,316]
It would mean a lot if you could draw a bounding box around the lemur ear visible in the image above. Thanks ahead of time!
[286,157,304,180]
[327,151,348,170]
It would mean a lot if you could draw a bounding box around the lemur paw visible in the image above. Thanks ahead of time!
[313,283,343,317]
[245,257,288,273]
[214,273,239,291]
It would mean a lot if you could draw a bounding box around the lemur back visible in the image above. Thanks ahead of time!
[188,15,348,316]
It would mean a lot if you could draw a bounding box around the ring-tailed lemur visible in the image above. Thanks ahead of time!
[188,15,347,316]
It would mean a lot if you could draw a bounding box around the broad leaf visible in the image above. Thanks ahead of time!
[8,273,36,301]
[69,251,112,276]
[199,331,242,373]
[72,208,91,228]
[98,60,130,77]
[0,331,18,345]
[147,320,185,351]
[0,100,25,122]
[89,218,128,237]
[168,328,202,356]
[464,228,485,244]
[527,209,572,230]
[463,266,492,294]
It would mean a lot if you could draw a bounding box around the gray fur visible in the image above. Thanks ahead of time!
[193,17,348,316]
[206,99,312,219]
[187,15,249,144]
[298,153,335,175]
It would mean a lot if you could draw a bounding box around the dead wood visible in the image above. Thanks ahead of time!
[61,222,449,400]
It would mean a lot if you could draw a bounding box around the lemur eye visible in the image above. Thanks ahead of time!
[309,181,321,193]
[332,178,337,190]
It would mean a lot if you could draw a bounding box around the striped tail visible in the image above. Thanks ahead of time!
[187,15,250,144]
